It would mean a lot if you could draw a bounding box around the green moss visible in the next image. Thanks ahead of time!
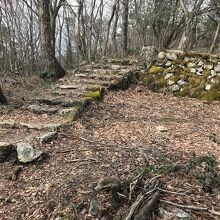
[83,87,105,101]
[148,66,164,74]
[200,89,220,102]
[170,75,181,83]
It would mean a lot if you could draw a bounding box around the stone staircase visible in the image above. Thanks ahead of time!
[0,59,140,147]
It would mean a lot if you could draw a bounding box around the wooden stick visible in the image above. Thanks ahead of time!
[160,199,208,211]
[65,158,97,163]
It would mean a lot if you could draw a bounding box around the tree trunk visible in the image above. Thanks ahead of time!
[103,0,117,57]
[122,0,129,55]
[38,0,65,81]
[0,86,7,104]
[209,21,220,54]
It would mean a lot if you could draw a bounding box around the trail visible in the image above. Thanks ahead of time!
[1,60,220,219]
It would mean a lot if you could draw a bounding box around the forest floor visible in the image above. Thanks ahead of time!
[1,61,220,219]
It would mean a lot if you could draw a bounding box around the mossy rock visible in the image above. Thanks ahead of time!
[148,66,164,74]
[83,87,105,101]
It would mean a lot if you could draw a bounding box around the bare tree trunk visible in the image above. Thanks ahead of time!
[0,86,7,104]
[38,0,65,80]
[209,21,220,53]
[112,0,120,53]
[103,0,118,57]
[122,0,129,55]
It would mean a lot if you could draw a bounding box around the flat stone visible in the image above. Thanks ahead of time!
[169,84,180,92]
[59,108,78,115]
[165,61,172,67]
[58,85,79,89]
[187,62,196,68]
[0,142,15,162]
[37,131,57,144]
[20,123,43,130]
[190,68,196,74]
[17,142,42,163]
[28,104,58,114]
[167,80,175,86]
[177,79,187,86]
[0,120,16,128]
[196,72,202,76]
[165,73,174,80]
[156,126,168,132]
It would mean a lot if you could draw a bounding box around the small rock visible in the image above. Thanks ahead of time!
[167,80,175,86]
[197,61,204,67]
[164,73,174,80]
[158,51,166,59]
[205,84,212,91]
[166,52,177,60]
[89,198,99,216]
[156,126,168,132]
[174,208,191,219]
[204,63,214,70]
[190,68,196,74]
[0,142,15,162]
[184,57,190,62]
[17,143,43,163]
[165,61,172,67]
[197,67,203,72]
[196,71,202,76]
[170,84,180,92]
[214,65,220,72]
[211,78,218,84]
[177,79,187,86]
[37,131,57,144]
[187,62,196,68]
[59,108,78,115]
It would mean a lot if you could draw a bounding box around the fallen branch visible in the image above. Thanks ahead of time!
[65,158,97,163]
[124,177,160,220]
[160,199,208,211]
[134,191,160,220]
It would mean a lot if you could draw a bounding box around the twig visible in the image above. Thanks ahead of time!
[160,199,208,211]
[65,158,97,163]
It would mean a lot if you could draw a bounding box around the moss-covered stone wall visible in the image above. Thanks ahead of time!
[142,50,220,102]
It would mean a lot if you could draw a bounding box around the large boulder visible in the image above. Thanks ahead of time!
[17,142,43,163]
[138,46,158,68]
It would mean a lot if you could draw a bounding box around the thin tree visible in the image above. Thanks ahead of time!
[0,86,7,104]
[122,0,129,55]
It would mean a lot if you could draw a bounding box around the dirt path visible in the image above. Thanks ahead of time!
[1,65,220,219]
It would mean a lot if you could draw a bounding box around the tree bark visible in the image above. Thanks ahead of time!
[0,86,7,104]
[103,0,117,57]
[210,21,220,53]
[122,0,129,55]
[38,0,65,81]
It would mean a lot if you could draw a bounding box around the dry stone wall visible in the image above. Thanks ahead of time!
[143,50,220,101]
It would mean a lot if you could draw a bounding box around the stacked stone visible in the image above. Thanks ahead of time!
[145,50,220,100]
